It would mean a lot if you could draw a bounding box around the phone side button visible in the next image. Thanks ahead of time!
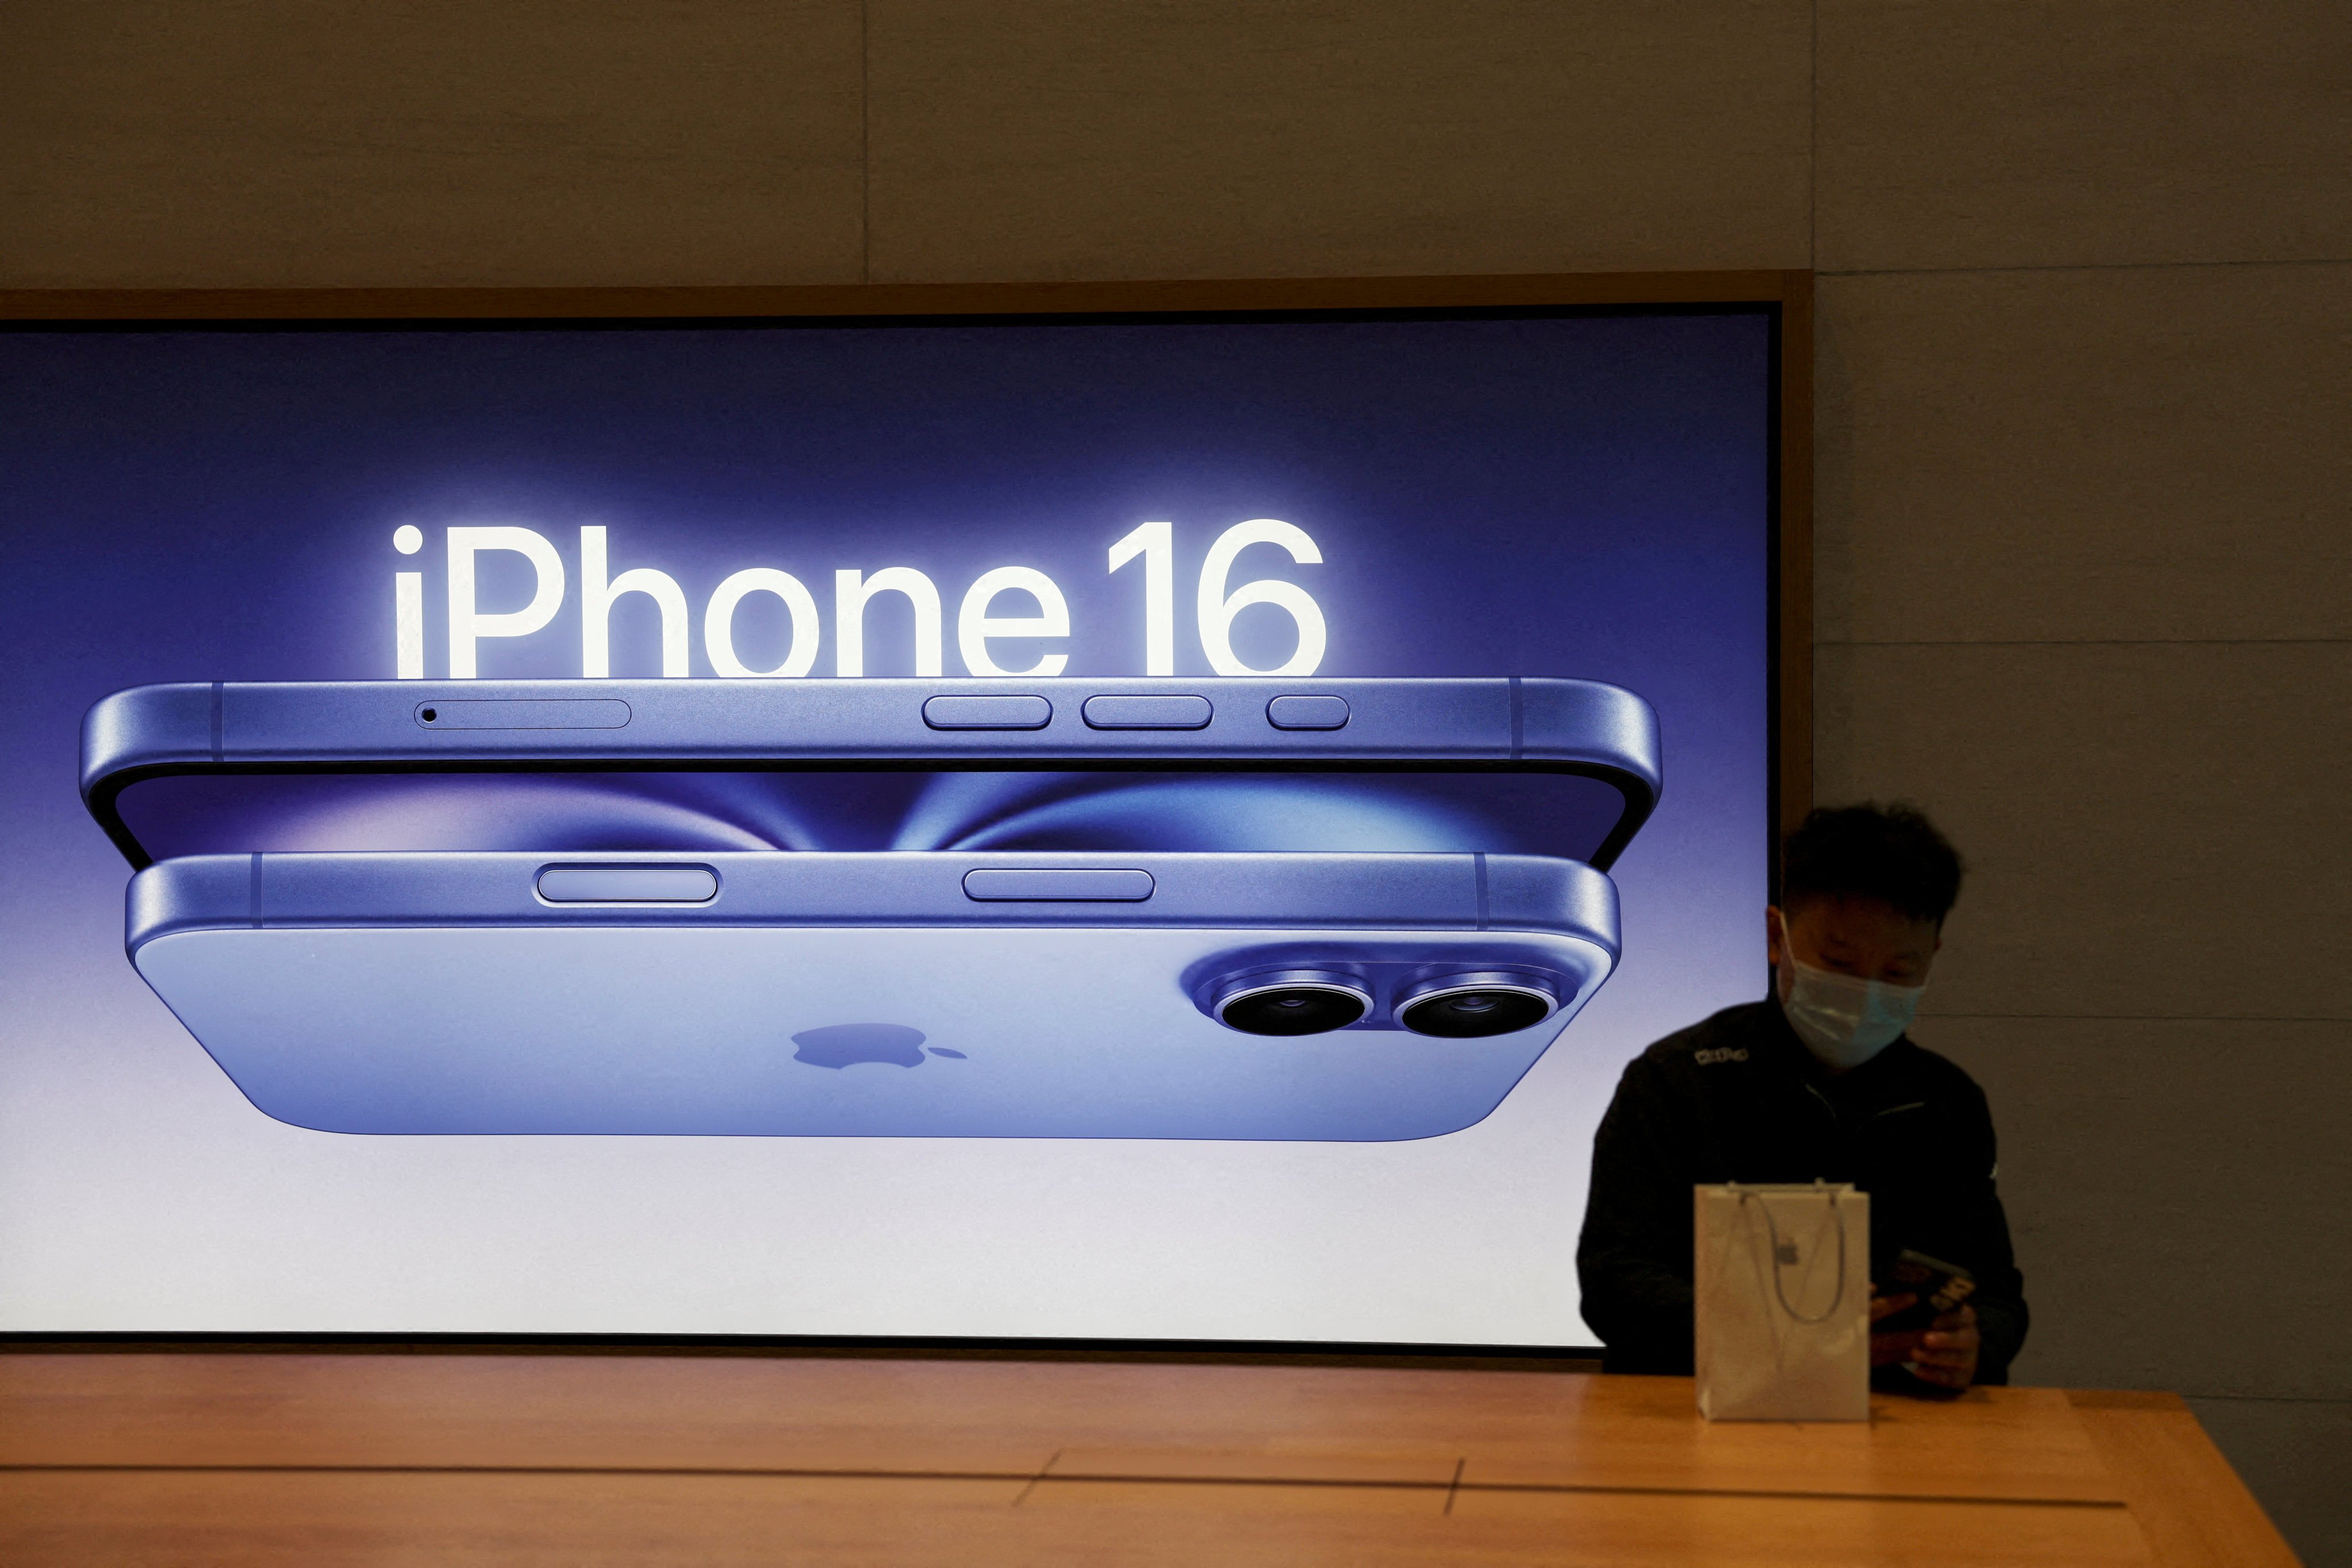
[962,869,1155,902]
[537,867,719,903]
[1267,694,1350,730]
[1081,694,1212,729]
[922,694,1053,730]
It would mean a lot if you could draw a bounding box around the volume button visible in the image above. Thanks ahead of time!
[922,694,1053,730]
[1267,695,1349,730]
[1082,694,1212,730]
[962,869,1156,901]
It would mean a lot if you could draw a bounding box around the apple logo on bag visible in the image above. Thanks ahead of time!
[791,1024,964,1069]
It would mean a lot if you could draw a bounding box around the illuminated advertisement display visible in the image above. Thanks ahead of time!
[0,297,1778,1344]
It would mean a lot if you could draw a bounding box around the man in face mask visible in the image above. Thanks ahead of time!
[1576,803,2026,1391]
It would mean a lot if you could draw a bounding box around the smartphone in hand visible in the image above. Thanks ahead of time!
[1875,1249,1976,1334]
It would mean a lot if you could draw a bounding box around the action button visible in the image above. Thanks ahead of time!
[1082,694,1212,729]
[922,694,1052,730]
[1267,694,1350,730]
[962,868,1156,901]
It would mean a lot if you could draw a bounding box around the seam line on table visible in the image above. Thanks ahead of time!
[1455,1481,2127,1511]
[1011,1448,1059,1507]
[0,1464,1030,1481]
[0,1462,2133,1508]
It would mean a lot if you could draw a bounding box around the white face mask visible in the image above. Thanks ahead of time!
[1776,957,1924,1070]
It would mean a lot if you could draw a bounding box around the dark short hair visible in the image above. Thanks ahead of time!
[1778,803,1964,926]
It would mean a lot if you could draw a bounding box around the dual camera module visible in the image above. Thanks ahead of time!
[1212,970,1558,1039]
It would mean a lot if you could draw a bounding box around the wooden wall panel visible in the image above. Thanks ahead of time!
[1817,0,2352,270]
[0,2,866,287]
[864,0,1812,282]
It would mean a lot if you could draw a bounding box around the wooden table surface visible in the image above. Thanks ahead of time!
[0,1349,2299,1566]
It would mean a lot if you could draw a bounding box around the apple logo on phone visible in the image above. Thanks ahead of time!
[791,1024,963,1069]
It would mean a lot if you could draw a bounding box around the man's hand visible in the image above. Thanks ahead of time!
[1909,1302,1980,1389]
[1869,1290,1921,1366]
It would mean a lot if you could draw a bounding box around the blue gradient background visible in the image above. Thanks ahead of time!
[0,311,1770,1342]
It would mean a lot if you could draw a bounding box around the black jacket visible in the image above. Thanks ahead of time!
[1576,996,2028,1382]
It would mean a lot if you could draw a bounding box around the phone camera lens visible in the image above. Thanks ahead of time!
[1213,971,1372,1036]
[1396,973,1558,1039]
[420,707,438,722]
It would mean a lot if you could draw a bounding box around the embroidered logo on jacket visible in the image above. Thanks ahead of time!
[1693,1046,1750,1066]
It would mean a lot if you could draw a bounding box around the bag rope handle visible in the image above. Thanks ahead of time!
[1739,1181,1850,1326]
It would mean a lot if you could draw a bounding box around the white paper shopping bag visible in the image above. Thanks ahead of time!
[1695,1182,1869,1421]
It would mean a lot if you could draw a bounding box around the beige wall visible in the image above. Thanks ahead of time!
[5,2,2346,1558]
